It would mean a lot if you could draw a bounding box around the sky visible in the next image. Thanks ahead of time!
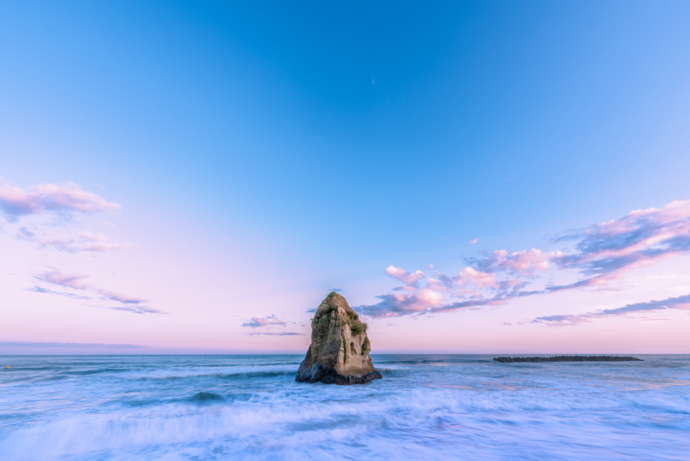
[2,0,690,354]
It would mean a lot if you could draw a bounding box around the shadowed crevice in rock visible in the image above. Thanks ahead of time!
[296,292,382,385]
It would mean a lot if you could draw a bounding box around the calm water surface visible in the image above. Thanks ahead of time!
[0,354,689,460]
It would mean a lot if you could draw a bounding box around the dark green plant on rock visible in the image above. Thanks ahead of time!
[350,318,367,335]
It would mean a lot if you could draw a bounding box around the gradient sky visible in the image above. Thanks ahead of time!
[2,1,690,353]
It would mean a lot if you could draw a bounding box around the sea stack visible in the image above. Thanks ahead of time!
[296,292,382,384]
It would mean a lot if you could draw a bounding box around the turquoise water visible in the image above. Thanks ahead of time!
[0,355,689,460]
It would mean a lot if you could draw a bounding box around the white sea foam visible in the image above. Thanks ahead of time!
[0,355,689,460]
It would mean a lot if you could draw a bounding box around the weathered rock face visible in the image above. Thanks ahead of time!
[296,292,382,384]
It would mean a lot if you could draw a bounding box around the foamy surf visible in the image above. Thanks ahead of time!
[1,355,689,460]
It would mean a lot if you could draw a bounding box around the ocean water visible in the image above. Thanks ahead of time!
[0,355,689,461]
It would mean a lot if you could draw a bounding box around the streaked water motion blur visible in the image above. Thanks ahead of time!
[1,355,688,460]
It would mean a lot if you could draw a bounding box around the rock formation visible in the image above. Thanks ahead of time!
[296,292,382,384]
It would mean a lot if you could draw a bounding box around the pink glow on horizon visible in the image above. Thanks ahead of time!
[1,190,690,353]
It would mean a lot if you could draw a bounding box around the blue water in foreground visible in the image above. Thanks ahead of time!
[1,355,689,460]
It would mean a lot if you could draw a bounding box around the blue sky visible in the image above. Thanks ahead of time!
[2,1,690,352]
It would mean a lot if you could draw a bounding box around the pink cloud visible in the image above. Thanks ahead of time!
[359,287,446,317]
[384,265,425,286]
[457,267,497,288]
[241,314,302,336]
[3,182,123,255]
[32,269,159,315]
[242,314,288,328]
[476,248,557,274]
[36,270,89,290]
[0,183,118,219]
[357,199,690,319]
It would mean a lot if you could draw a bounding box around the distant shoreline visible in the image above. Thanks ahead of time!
[494,356,642,363]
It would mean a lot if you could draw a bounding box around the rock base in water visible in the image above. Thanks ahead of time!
[296,362,382,384]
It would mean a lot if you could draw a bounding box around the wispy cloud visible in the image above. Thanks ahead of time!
[98,290,147,305]
[28,285,91,300]
[1,182,122,254]
[532,293,690,326]
[242,314,287,328]
[36,270,88,290]
[0,183,118,220]
[32,269,161,315]
[470,248,558,275]
[18,229,124,253]
[108,305,163,315]
[241,314,302,335]
[357,199,690,319]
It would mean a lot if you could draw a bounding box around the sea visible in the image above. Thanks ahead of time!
[0,354,689,461]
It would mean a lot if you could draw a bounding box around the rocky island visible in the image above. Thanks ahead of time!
[494,356,642,363]
[296,292,382,384]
